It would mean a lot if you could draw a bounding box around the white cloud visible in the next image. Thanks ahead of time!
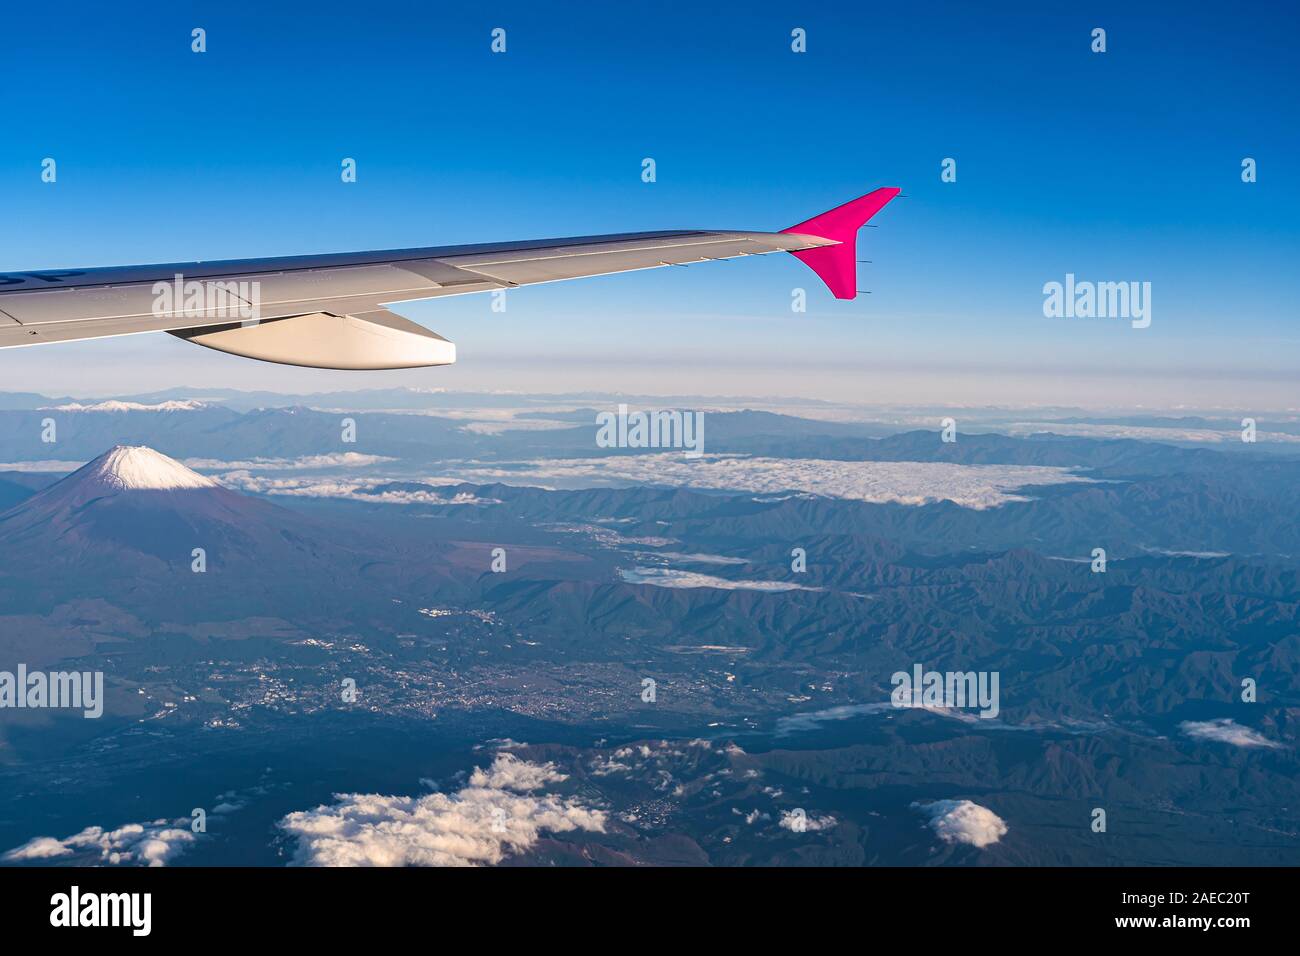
[618,567,820,592]
[778,809,836,832]
[912,799,1008,848]
[361,489,501,506]
[184,452,395,471]
[775,702,1103,738]
[589,756,633,776]
[0,460,85,472]
[639,551,749,565]
[277,753,606,867]
[422,454,1091,509]
[1179,719,1282,749]
[3,819,197,866]
[215,472,497,505]
[194,452,1089,511]
[774,703,896,736]
[460,419,580,435]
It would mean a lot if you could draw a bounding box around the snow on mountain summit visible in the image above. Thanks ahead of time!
[47,400,206,413]
[0,445,232,546]
[80,445,217,491]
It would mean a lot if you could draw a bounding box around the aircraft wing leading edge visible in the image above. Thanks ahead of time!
[0,187,899,369]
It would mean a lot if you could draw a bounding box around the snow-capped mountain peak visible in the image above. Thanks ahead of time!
[0,443,326,567]
[80,445,217,491]
[44,400,207,413]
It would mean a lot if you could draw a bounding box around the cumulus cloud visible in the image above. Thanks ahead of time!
[277,753,606,867]
[778,809,836,832]
[360,489,501,506]
[618,567,820,592]
[912,799,1008,848]
[590,756,633,776]
[1179,719,1282,749]
[3,819,197,866]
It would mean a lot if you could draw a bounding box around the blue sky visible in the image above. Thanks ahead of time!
[1,1,1296,406]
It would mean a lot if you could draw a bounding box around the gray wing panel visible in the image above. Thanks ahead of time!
[0,230,829,350]
[433,232,812,288]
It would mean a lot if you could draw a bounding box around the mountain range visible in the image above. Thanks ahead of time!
[0,425,1294,867]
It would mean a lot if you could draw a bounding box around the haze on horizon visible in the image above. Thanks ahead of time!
[0,326,1293,412]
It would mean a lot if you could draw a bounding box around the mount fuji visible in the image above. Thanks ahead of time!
[0,445,471,619]
[69,444,217,491]
[0,445,320,565]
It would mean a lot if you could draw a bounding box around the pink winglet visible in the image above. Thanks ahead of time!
[780,187,901,299]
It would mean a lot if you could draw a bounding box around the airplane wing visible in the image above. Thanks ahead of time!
[0,187,899,369]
